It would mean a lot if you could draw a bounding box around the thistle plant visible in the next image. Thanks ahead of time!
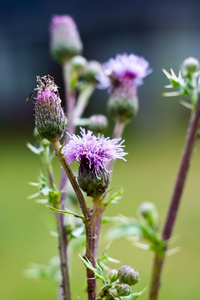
[26,13,200,300]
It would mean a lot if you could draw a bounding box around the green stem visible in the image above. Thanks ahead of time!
[52,141,90,221]
[149,95,200,300]
[74,84,95,121]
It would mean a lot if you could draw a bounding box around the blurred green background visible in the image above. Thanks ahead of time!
[1,0,200,299]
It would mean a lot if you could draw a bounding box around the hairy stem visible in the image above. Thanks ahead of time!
[149,95,200,300]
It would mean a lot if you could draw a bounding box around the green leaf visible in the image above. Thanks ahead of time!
[79,255,105,283]
[107,217,142,240]
[45,205,86,221]
[179,100,192,109]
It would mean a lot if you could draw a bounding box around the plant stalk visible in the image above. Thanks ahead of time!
[85,197,103,300]
[52,141,90,220]
[149,95,200,300]
[45,161,71,300]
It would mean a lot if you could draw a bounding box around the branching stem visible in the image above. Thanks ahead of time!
[149,95,200,300]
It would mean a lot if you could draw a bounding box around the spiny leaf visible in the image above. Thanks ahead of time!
[79,255,105,283]
[27,143,43,155]
[103,188,123,209]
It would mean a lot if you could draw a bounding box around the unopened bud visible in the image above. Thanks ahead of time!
[78,157,110,197]
[88,114,108,134]
[81,61,103,84]
[108,269,118,283]
[34,76,67,143]
[182,57,199,76]
[138,202,158,229]
[116,283,131,296]
[107,82,138,122]
[70,55,87,75]
[118,265,139,286]
[50,15,83,64]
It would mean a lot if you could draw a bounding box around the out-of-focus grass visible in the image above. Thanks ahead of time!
[1,125,200,300]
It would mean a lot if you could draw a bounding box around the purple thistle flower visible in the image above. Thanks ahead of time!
[62,128,127,174]
[50,15,83,64]
[98,53,152,89]
[62,128,127,197]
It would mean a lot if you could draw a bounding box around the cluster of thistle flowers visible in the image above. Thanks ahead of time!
[29,14,154,299]
[35,15,152,197]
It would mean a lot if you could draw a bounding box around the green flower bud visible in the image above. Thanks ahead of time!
[116,283,131,296]
[107,83,138,122]
[88,114,108,134]
[118,265,139,286]
[50,15,83,64]
[81,61,103,84]
[78,157,110,197]
[108,269,119,283]
[182,57,199,76]
[70,55,87,75]
[138,201,158,229]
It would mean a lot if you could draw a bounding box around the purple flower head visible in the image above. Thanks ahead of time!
[98,53,152,89]
[62,128,127,174]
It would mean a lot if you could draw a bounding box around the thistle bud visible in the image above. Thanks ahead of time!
[182,57,199,76]
[70,55,87,75]
[50,15,83,64]
[118,265,139,286]
[78,157,110,197]
[88,114,108,134]
[81,61,103,84]
[107,269,118,283]
[138,201,158,229]
[116,284,131,296]
[107,82,138,122]
[34,75,67,143]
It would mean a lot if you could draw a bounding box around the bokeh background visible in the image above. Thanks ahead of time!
[1,0,200,299]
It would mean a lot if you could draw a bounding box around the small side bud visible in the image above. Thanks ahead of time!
[34,75,67,143]
[88,114,108,134]
[70,55,87,75]
[138,201,158,229]
[81,61,103,84]
[118,265,139,286]
[116,283,131,296]
[50,15,83,64]
[78,157,110,197]
[107,269,119,283]
[182,57,199,76]
[107,83,138,122]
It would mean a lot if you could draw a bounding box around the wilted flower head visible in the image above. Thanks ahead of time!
[98,53,152,89]
[62,128,127,197]
[62,127,127,174]
[50,15,83,64]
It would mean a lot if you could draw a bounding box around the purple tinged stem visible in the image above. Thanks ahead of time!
[149,95,200,300]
